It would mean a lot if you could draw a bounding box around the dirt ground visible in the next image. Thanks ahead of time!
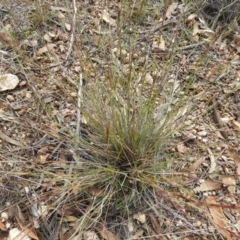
[0,0,240,239]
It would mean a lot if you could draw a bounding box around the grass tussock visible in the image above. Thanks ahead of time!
[1,0,239,239]
[2,0,194,238]
[61,53,193,238]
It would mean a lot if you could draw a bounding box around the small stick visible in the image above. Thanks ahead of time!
[76,73,83,136]
[65,0,77,60]
[139,19,178,34]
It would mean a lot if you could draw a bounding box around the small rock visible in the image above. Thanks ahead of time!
[208,225,215,233]
[26,92,32,99]
[198,130,207,136]
[145,73,153,84]
[6,95,15,102]
[193,221,202,227]
[1,212,8,220]
[0,74,19,92]
[19,81,27,87]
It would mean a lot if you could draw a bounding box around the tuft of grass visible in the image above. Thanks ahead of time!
[33,0,194,237]
[2,0,237,239]
[61,36,194,238]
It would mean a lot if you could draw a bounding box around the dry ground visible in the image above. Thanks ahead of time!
[0,0,240,239]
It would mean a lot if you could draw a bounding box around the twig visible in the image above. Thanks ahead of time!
[0,130,24,147]
[65,0,77,60]
[139,19,178,34]
[153,41,206,54]
[76,73,83,136]
[0,50,9,55]
[171,41,206,51]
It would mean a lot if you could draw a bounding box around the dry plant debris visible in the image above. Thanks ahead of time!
[0,0,240,239]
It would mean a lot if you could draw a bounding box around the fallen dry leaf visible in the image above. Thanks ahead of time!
[189,156,205,172]
[227,185,236,195]
[0,220,7,231]
[186,14,197,24]
[83,231,100,240]
[101,10,116,27]
[165,2,178,20]
[133,212,146,224]
[36,46,48,55]
[176,142,186,153]
[206,196,231,240]
[222,177,236,186]
[197,28,214,38]
[193,178,221,193]
[232,120,240,130]
[86,187,105,197]
[36,43,56,55]
[65,215,78,222]
[39,154,49,164]
[37,146,49,155]
[16,218,39,240]
[7,228,30,240]
[222,177,236,195]
[43,33,52,43]
[96,224,117,240]
[149,214,164,237]
[21,39,38,48]
[192,22,200,36]
[152,36,165,51]
[207,148,216,173]
[57,11,65,19]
